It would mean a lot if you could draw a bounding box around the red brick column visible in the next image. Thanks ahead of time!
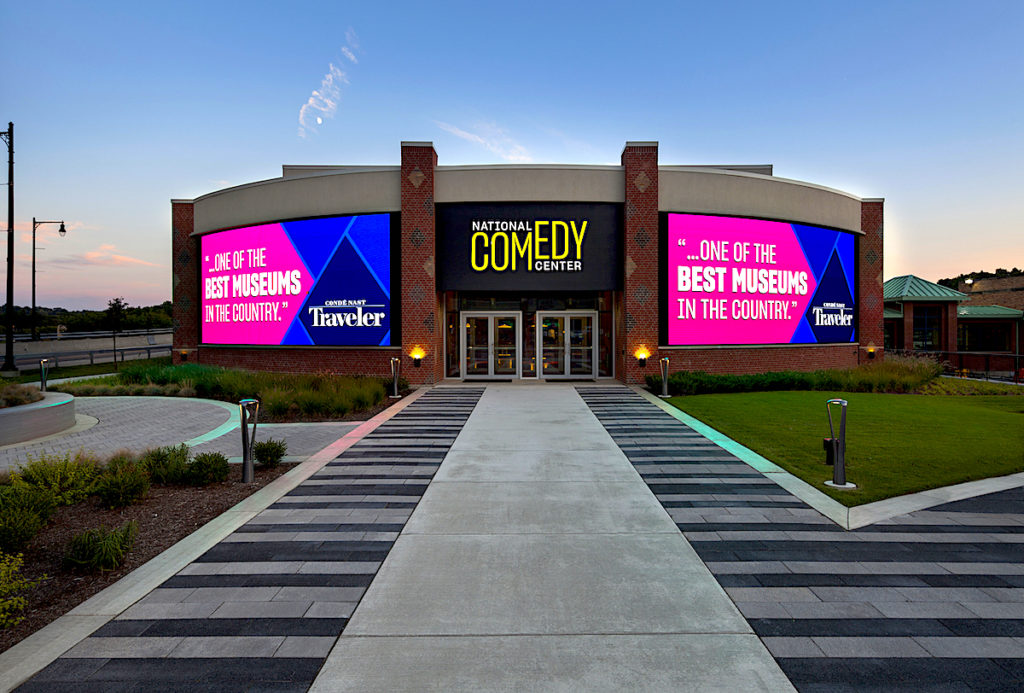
[945,303,959,352]
[400,142,442,384]
[620,142,660,384]
[859,199,885,362]
[171,200,198,364]
[902,304,914,351]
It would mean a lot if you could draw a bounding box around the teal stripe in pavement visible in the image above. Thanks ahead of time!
[183,399,239,447]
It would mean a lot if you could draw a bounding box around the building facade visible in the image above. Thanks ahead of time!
[172,142,884,385]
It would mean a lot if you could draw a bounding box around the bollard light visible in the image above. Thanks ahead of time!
[823,398,855,489]
[409,346,425,368]
[389,357,402,398]
[659,357,670,398]
[239,398,260,483]
[634,346,651,368]
[39,358,49,392]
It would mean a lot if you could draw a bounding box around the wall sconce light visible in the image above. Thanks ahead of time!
[634,346,651,368]
[178,349,189,362]
[867,346,877,360]
[409,346,426,368]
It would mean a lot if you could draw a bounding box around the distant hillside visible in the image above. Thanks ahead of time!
[937,267,1023,289]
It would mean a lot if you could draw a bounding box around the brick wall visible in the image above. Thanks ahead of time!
[620,143,660,384]
[171,201,198,364]
[400,143,443,384]
[198,347,399,376]
[858,200,885,361]
[658,345,858,375]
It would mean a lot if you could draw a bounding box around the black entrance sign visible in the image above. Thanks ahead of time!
[437,203,622,292]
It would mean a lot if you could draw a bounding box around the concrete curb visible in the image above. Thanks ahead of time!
[630,386,1024,530]
[0,387,431,693]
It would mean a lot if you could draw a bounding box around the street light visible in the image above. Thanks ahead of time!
[31,218,66,340]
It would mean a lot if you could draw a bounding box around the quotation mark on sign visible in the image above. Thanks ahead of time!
[677,238,686,246]
[792,301,797,307]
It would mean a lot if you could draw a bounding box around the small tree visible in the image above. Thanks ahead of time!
[106,297,128,371]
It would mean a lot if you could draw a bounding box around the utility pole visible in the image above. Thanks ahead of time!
[1,122,15,374]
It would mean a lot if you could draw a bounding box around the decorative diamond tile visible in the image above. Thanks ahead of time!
[410,228,425,248]
[407,167,425,188]
[625,201,637,220]
[634,286,650,306]
[625,313,636,333]
[625,256,637,278]
[409,285,425,304]
[634,229,650,249]
[634,171,651,193]
[423,313,435,333]
[865,249,878,266]
[423,258,434,278]
[178,250,191,267]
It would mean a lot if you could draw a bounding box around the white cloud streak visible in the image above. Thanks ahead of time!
[434,121,532,162]
[297,28,362,138]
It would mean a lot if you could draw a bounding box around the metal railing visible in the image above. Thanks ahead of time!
[13,328,173,342]
[12,345,172,370]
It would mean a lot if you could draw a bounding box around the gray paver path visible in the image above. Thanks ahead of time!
[311,383,793,691]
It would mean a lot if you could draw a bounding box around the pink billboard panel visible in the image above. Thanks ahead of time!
[667,214,856,346]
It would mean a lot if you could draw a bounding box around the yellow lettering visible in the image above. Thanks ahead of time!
[512,231,531,271]
[571,221,588,260]
[471,231,490,271]
[552,221,569,260]
[534,220,549,260]
[492,231,510,271]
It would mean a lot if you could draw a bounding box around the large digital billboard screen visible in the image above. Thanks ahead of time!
[200,214,393,346]
[666,213,856,346]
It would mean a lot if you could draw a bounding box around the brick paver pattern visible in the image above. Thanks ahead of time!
[578,386,1024,692]
[17,388,483,692]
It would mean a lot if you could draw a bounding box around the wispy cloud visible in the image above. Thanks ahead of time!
[298,28,361,138]
[434,121,532,162]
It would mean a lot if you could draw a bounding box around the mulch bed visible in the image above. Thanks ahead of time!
[0,462,298,654]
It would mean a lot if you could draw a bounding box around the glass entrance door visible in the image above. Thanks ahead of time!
[461,312,521,379]
[537,311,597,379]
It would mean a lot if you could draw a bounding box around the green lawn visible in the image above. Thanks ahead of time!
[670,391,1024,506]
[12,356,172,384]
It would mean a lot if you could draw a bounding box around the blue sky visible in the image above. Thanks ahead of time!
[3,1,1022,309]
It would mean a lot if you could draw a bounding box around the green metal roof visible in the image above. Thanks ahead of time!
[957,304,1024,319]
[883,275,967,302]
[883,307,903,319]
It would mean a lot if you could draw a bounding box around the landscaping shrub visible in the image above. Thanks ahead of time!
[0,485,58,553]
[93,462,151,509]
[649,355,945,397]
[254,438,288,468]
[12,452,100,506]
[0,484,57,523]
[0,552,44,628]
[0,382,43,409]
[54,364,387,420]
[187,452,230,486]
[63,521,138,571]
[141,444,191,484]
[0,507,46,554]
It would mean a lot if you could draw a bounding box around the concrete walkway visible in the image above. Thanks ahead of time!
[311,384,791,691]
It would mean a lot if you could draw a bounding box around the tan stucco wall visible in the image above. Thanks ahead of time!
[659,168,863,233]
[191,164,862,235]
[434,166,626,203]
[193,169,401,235]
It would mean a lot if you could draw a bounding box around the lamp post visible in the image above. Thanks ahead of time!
[1,122,14,374]
[31,218,66,340]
